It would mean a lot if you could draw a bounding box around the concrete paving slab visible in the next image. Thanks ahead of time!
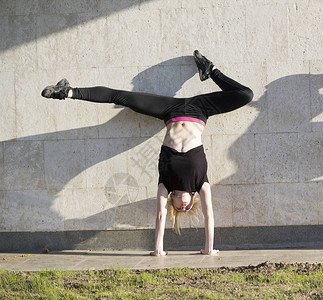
[0,249,321,272]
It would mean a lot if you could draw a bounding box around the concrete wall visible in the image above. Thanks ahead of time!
[0,0,322,250]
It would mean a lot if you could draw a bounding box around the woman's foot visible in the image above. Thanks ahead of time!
[41,78,71,100]
[193,50,214,81]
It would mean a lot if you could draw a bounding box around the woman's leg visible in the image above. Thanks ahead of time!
[71,86,185,120]
[190,50,253,118]
[187,69,253,118]
[42,78,185,121]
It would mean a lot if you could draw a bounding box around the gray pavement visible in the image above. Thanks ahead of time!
[0,249,322,271]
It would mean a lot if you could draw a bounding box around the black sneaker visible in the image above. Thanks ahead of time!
[41,78,71,100]
[193,50,214,81]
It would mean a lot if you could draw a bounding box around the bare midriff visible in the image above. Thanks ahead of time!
[163,121,205,152]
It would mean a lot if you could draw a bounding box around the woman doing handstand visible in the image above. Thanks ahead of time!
[42,50,253,256]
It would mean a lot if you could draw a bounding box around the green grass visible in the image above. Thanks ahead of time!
[0,263,322,299]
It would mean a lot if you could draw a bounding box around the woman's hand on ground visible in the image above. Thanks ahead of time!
[200,249,220,255]
[150,250,168,256]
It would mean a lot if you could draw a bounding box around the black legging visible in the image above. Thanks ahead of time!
[71,69,253,124]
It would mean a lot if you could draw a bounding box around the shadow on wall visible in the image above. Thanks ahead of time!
[0,56,197,235]
[218,73,322,185]
[214,73,322,229]
[1,0,154,53]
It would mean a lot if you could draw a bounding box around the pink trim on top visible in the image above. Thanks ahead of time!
[165,117,205,126]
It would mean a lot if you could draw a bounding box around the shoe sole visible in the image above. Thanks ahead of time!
[193,50,213,81]
[41,78,70,98]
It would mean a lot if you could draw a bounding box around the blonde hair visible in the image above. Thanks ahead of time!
[168,192,201,235]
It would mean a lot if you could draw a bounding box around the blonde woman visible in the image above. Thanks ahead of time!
[42,50,253,256]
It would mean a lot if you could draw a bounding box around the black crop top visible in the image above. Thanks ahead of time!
[158,145,209,194]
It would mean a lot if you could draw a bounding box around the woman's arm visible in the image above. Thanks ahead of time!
[199,182,219,255]
[150,183,169,256]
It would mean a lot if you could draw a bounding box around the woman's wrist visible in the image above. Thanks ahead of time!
[200,249,219,255]
[150,250,168,256]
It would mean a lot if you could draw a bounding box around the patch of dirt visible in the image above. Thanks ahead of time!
[0,254,36,261]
